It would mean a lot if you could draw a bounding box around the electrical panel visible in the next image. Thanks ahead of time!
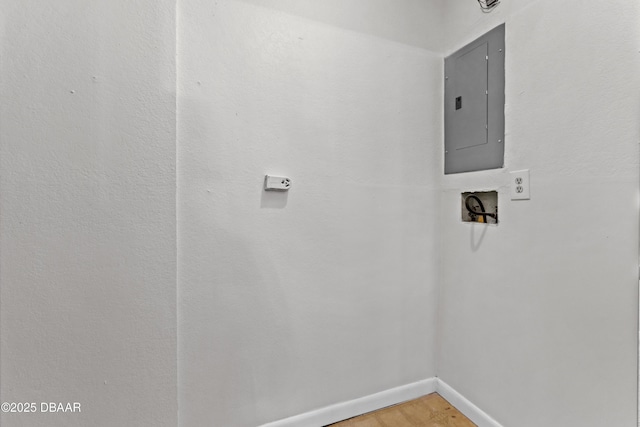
[445,24,505,174]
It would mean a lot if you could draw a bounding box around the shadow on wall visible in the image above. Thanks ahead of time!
[469,222,489,252]
[235,0,442,50]
[261,187,289,209]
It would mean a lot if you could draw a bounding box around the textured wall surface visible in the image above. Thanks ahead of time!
[177,1,443,426]
[238,0,445,51]
[437,1,640,426]
[2,1,639,426]
[0,1,177,426]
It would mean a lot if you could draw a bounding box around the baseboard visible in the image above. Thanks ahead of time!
[258,377,503,427]
[258,378,438,427]
[436,379,504,427]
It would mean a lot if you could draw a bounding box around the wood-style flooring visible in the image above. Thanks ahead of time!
[327,393,476,427]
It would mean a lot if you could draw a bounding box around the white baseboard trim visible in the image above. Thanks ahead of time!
[436,379,503,427]
[258,377,503,427]
[258,378,437,427]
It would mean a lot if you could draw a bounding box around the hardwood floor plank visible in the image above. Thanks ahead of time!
[339,413,381,427]
[328,393,476,427]
[374,406,414,426]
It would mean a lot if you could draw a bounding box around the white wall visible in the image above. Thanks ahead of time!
[0,1,177,426]
[177,1,443,425]
[2,2,638,427]
[437,1,640,426]
[237,0,444,51]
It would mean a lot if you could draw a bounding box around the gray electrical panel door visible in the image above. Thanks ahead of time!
[445,24,505,174]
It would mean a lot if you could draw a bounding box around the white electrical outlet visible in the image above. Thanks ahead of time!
[264,175,291,191]
[510,169,530,200]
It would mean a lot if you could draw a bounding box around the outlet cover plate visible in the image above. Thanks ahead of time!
[510,169,530,200]
[264,175,291,191]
